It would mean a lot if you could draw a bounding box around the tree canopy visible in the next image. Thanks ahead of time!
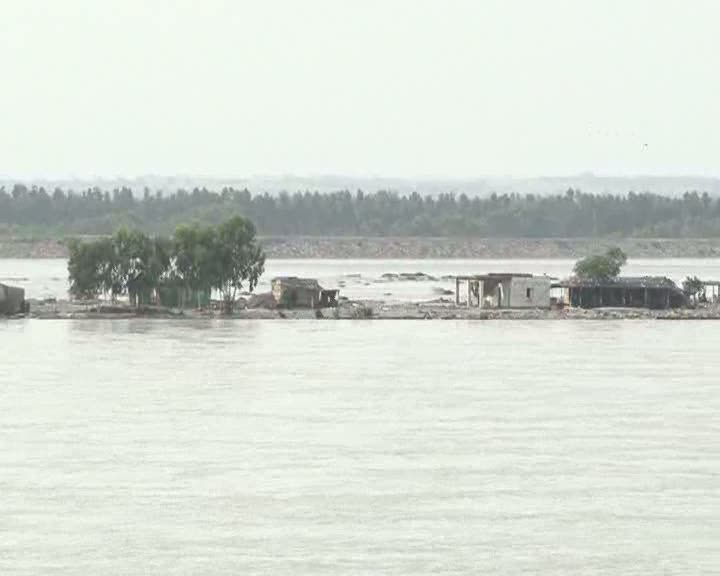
[67,217,265,312]
[682,276,705,305]
[4,184,720,238]
[573,247,628,280]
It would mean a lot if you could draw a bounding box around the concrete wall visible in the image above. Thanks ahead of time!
[0,283,26,315]
[498,279,512,308]
[508,277,551,308]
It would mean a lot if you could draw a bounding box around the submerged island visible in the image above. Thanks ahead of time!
[10,245,720,321]
[4,217,720,321]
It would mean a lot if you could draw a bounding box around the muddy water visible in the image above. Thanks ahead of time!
[1,319,718,574]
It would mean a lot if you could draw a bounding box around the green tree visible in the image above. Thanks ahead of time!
[66,216,264,312]
[114,229,170,307]
[573,247,628,280]
[111,228,140,303]
[214,216,265,313]
[67,238,104,299]
[682,276,705,305]
[171,223,217,307]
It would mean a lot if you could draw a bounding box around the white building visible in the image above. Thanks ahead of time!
[455,273,551,309]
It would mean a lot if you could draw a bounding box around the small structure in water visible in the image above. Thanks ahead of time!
[455,273,552,309]
[554,276,686,309]
[271,277,339,309]
[0,283,26,315]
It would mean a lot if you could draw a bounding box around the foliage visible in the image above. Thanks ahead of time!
[172,223,218,307]
[67,237,112,299]
[573,247,628,280]
[682,276,705,304]
[66,217,265,312]
[5,184,720,238]
[215,216,265,312]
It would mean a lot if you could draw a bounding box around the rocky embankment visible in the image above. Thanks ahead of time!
[21,298,720,321]
[259,236,720,259]
[5,236,720,259]
[0,238,67,258]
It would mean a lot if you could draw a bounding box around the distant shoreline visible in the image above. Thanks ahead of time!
[3,236,720,259]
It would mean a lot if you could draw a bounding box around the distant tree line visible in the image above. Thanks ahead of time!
[4,183,720,237]
[68,216,265,312]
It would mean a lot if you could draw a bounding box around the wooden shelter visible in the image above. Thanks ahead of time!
[271,277,339,309]
[553,276,686,309]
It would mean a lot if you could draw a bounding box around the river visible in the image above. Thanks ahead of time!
[1,318,719,574]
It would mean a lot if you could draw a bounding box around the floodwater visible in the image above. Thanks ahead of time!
[4,257,720,302]
[1,319,719,575]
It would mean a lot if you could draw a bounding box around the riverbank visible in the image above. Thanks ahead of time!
[19,299,720,320]
[4,236,720,259]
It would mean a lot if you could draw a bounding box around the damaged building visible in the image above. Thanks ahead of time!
[0,283,26,315]
[271,277,339,309]
[455,273,552,309]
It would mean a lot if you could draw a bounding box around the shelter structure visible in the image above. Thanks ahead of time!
[455,273,551,309]
[699,280,720,303]
[553,276,686,309]
[271,277,339,309]
[0,283,26,315]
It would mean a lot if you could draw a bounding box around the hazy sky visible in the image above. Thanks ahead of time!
[1,0,718,179]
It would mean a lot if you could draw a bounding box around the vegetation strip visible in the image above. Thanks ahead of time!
[67,217,265,313]
[3,186,720,238]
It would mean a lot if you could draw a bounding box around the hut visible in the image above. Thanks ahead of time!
[0,283,26,315]
[455,273,552,309]
[554,277,686,309]
[271,277,339,309]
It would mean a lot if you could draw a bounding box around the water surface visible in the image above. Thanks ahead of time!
[1,319,718,574]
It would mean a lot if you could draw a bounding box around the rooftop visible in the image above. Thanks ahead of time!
[455,273,537,281]
[272,277,323,291]
[554,276,682,290]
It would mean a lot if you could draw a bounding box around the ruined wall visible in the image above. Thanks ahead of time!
[0,284,25,315]
[508,277,551,309]
[287,288,318,308]
[272,280,319,308]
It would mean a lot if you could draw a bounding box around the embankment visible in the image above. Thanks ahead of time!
[4,236,720,259]
[259,236,720,259]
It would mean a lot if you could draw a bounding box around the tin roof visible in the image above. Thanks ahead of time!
[554,276,682,290]
[272,277,323,291]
